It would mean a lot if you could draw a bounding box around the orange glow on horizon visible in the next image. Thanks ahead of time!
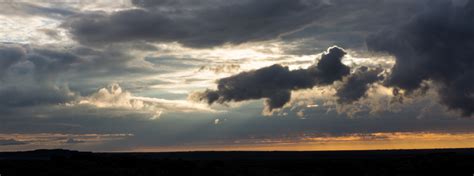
[130,132,474,152]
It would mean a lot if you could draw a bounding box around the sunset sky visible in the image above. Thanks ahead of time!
[0,0,473,152]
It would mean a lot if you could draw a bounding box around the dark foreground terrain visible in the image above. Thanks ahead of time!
[1,148,474,176]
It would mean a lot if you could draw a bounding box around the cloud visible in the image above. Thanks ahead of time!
[2,0,474,151]
[0,133,133,150]
[28,48,82,83]
[0,2,76,18]
[366,0,474,116]
[0,139,28,146]
[145,55,207,70]
[64,138,85,144]
[78,83,217,119]
[37,28,61,40]
[2,0,437,51]
[190,46,350,113]
[0,45,26,78]
[63,0,326,48]
[0,43,214,121]
[198,64,241,74]
[0,44,84,84]
[336,66,384,104]
[131,0,220,9]
[0,44,143,108]
[0,42,159,93]
[0,85,76,108]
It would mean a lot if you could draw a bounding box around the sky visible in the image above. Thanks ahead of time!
[0,0,473,152]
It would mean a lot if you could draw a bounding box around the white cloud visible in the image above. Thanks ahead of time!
[77,83,218,119]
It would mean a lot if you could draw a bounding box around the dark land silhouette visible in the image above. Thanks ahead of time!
[1,148,474,176]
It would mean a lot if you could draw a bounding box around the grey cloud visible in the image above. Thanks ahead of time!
[89,99,474,151]
[366,0,474,116]
[1,44,82,83]
[67,45,153,79]
[64,0,326,48]
[2,43,153,79]
[336,66,384,104]
[65,138,85,144]
[3,0,474,151]
[0,44,156,108]
[132,0,175,7]
[20,3,76,18]
[28,48,82,83]
[0,139,28,146]
[0,85,76,108]
[198,64,241,74]
[191,46,350,111]
[0,2,76,19]
[131,0,223,9]
[145,56,207,70]
[0,84,473,151]
[0,45,26,78]
[37,28,61,40]
[63,0,443,52]
[0,45,81,108]
[279,0,433,54]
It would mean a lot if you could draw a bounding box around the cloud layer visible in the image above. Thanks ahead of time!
[64,0,326,48]
[1,0,474,151]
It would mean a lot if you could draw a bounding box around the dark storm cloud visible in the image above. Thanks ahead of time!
[278,0,433,54]
[366,1,474,116]
[62,0,442,52]
[336,66,384,104]
[64,0,326,48]
[191,46,350,111]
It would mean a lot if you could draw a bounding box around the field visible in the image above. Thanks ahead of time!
[1,148,474,176]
